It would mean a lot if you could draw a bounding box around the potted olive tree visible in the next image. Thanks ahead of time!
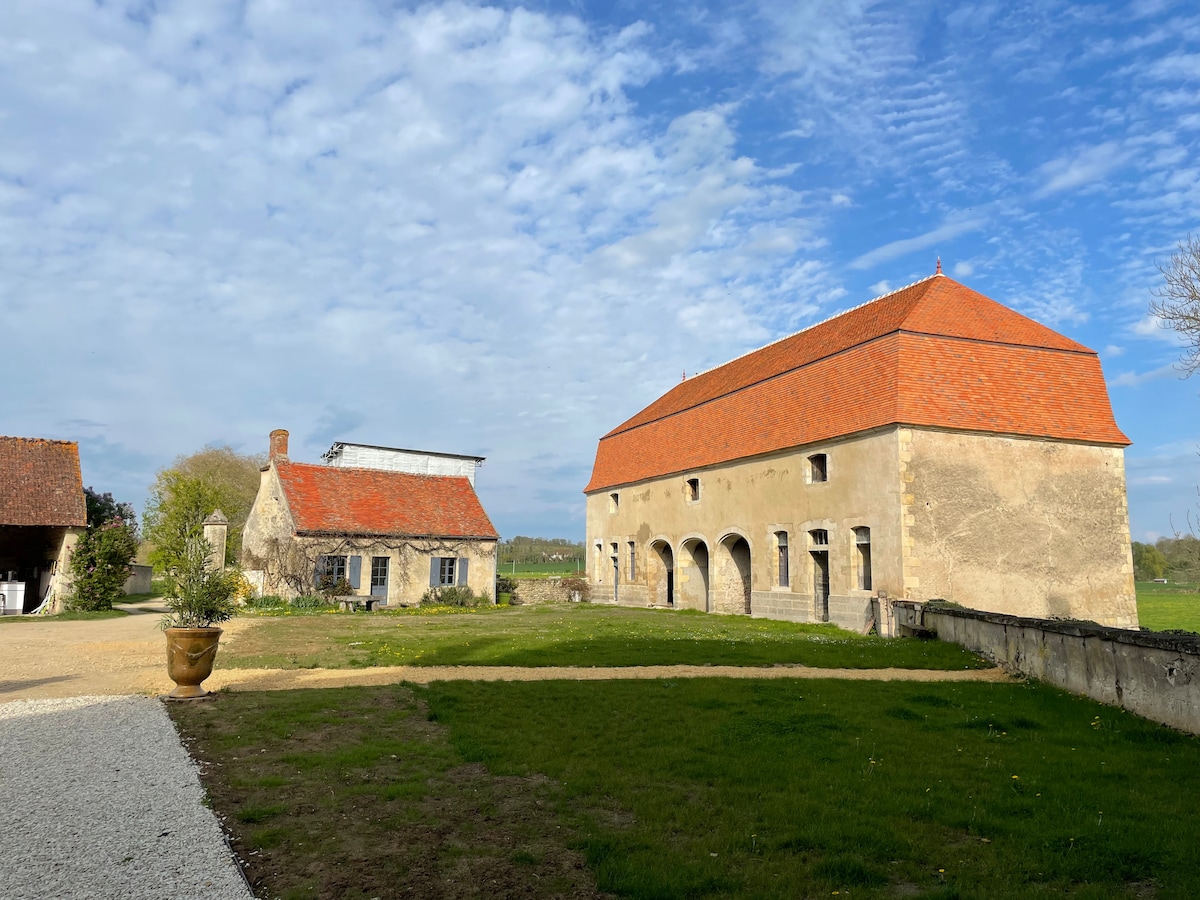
[161,534,239,699]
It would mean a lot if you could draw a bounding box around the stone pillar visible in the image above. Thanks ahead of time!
[202,510,229,572]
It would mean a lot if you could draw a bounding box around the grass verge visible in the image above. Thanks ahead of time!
[172,679,1200,900]
[222,604,985,670]
[0,608,129,624]
[1136,581,1200,632]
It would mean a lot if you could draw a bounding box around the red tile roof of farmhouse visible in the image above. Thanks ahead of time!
[0,437,87,527]
[275,461,498,539]
[585,274,1129,493]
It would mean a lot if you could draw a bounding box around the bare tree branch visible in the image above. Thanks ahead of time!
[1151,233,1200,376]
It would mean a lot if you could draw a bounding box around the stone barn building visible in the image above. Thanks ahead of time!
[0,436,87,613]
[584,272,1138,632]
[242,430,498,605]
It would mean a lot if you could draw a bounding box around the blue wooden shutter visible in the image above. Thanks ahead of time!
[314,556,325,588]
[348,556,362,590]
[429,557,440,587]
[457,557,469,586]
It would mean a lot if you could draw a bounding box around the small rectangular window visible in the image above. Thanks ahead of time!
[316,554,348,587]
[775,531,789,587]
[628,541,637,580]
[686,477,700,502]
[855,527,872,591]
[609,492,620,513]
[439,557,457,586]
[809,454,828,483]
[809,529,828,547]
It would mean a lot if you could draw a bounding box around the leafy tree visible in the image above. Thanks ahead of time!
[84,486,136,528]
[142,446,264,572]
[1151,233,1200,374]
[67,516,139,611]
[1132,541,1168,581]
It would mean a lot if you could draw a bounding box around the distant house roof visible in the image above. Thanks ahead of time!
[275,461,498,540]
[0,437,87,527]
[585,274,1130,493]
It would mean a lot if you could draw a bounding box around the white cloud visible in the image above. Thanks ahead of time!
[869,280,891,295]
[1103,344,1125,357]
[0,0,844,535]
[953,261,974,277]
[850,217,987,270]
[1109,363,1180,387]
[1034,141,1129,197]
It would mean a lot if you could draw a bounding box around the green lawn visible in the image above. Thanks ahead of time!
[171,680,1200,899]
[224,604,985,670]
[499,561,583,578]
[1136,581,1200,632]
[0,608,129,624]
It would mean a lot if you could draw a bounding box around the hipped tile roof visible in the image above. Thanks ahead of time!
[585,275,1129,493]
[0,437,87,526]
[276,461,498,539]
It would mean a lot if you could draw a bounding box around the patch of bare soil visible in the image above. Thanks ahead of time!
[171,687,616,900]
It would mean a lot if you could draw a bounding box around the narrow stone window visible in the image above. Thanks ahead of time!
[686,477,701,502]
[808,454,828,483]
[854,526,872,591]
[609,492,619,513]
[775,531,789,587]
[594,543,603,583]
[809,528,829,547]
[628,541,637,580]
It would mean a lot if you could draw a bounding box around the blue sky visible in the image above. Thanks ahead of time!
[2,0,1198,541]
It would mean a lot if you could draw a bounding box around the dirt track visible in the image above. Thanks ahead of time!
[0,603,1011,700]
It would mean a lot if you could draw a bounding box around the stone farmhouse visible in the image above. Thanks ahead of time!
[584,271,1138,633]
[0,436,87,614]
[242,430,498,605]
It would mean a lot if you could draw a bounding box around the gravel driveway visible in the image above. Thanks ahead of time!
[0,695,252,900]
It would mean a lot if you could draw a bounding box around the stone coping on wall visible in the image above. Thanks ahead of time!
[894,600,1200,654]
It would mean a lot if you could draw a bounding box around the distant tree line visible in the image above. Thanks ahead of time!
[1132,536,1200,582]
[498,536,583,566]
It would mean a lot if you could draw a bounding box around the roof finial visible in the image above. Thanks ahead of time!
[936,256,943,275]
[681,371,687,382]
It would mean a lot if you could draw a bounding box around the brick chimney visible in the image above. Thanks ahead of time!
[269,429,289,463]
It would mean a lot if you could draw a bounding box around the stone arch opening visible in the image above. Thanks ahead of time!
[679,539,710,612]
[649,540,675,607]
[715,533,752,614]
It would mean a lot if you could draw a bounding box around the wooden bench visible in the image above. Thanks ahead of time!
[337,597,378,612]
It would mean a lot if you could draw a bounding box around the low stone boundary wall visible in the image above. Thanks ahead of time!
[122,565,153,595]
[509,577,584,605]
[894,601,1200,735]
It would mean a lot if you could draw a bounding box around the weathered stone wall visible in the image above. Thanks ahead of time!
[122,564,153,595]
[904,430,1137,627]
[897,601,1200,734]
[509,577,575,605]
[584,428,903,631]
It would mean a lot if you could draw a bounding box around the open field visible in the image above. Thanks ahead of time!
[498,560,583,578]
[1136,581,1200,633]
[171,679,1200,900]
[224,604,985,670]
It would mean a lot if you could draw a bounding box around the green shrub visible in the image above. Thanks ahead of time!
[244,595,287,610]
[65,518,140,611]
[161,535,240,628]
[496,575,518,594]
[290,594,332,609]
[421,586,489,607]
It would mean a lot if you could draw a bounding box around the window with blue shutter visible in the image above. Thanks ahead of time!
[457,557,469,586]
[348,556,362,590]
[429,558,439,587]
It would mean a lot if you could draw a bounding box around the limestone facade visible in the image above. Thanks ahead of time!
[242,430,498,605]
[583,274,1138,631]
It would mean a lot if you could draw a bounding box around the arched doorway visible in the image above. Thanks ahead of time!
[679,539,710,611]
[715,534,752,614]
[649,541,675,607]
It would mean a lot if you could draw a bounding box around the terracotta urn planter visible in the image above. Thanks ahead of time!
[165,626,223,699]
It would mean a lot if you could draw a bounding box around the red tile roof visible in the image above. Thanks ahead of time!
[0,437,87,526]
[275,461,498,539]
[585,275,1129,493]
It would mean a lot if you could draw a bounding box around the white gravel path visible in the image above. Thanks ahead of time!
[0,695,253,900]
